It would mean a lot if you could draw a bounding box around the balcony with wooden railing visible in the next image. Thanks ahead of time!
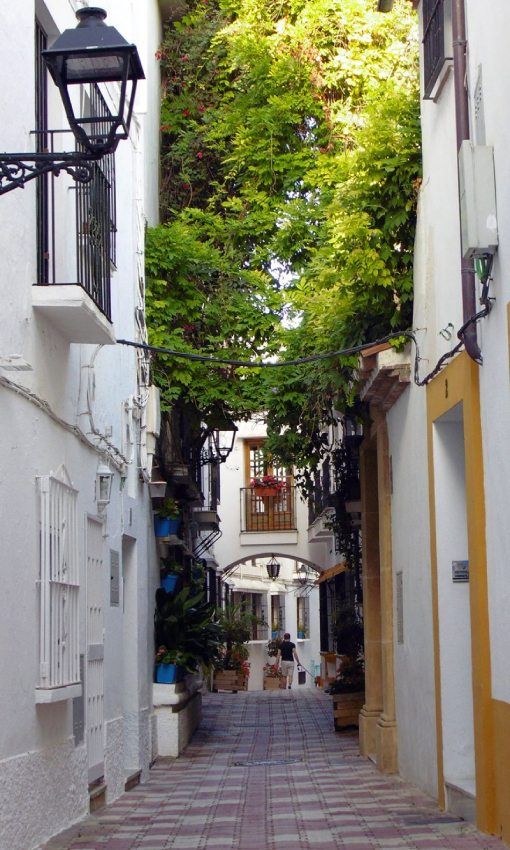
[240,485,297,532]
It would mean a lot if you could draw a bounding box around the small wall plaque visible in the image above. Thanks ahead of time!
[452,560,469,582]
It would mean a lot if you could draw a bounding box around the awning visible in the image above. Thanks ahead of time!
[316,562,346,584]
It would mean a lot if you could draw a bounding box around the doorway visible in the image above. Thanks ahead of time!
[433,403,476,806]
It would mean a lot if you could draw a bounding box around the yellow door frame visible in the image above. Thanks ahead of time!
[426,351,496,833]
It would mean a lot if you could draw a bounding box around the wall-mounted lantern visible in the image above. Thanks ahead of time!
[0,8,145,194]
[96,462,114,512]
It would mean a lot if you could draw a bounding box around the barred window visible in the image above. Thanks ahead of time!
[296,595,310,638]
[35,19,49,284]
[76,84,117,320]
[36,467,80,699]
[423,0,451,99]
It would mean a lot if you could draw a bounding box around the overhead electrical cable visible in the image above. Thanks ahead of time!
[118,305,489,387]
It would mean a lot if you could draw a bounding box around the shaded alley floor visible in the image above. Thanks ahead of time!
[43,690,503,850]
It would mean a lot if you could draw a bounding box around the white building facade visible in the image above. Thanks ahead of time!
[362,0,510,841]
[215,418,323,690]
[0,2,162,849]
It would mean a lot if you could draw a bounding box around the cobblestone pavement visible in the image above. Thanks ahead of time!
[42,689,503,850]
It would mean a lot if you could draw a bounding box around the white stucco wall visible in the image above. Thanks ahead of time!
[0,3,161,848]
[388,0,510,801]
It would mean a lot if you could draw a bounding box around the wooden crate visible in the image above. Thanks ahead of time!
[212,670,248,693]
[263,676,282,690]
[332,691,365,730]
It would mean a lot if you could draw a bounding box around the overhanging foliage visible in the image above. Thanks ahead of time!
[146,0,421,465]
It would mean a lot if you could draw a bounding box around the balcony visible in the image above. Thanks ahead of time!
[240,486,297,533]
[32,89,117,344]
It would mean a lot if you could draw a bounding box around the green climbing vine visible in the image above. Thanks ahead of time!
[145,0,421,459]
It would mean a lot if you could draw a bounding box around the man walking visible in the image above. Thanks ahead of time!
[277,633,300,689]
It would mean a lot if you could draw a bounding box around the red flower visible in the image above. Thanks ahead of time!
[198,104,206,113]
[183,108,190,118]
[197,151,203,159]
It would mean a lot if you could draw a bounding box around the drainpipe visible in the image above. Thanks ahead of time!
[452,0,482,363]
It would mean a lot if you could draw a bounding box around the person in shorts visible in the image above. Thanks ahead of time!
[277,633,300,689]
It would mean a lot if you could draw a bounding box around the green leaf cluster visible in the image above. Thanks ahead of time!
[146,0,421,462]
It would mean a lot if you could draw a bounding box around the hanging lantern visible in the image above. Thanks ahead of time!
[266,555,281,581]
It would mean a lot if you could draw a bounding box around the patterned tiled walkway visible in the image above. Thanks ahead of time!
[43,690,503,850]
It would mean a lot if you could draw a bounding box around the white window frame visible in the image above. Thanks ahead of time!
[36,466,81,703]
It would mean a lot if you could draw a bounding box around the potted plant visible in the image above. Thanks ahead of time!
[250,475,287,499]
[328,611,365,730]
[263,662,285,690]
[271,622,280,639]
[297,622,308,639]
[160,560,183,594]
[212,604,261,692]
[154,587,223,685]
[154,497,181,537]
[212,644,250,692]
[154,646,188,683]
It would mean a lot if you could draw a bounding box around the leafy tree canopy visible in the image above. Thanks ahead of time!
[146,0,421,463]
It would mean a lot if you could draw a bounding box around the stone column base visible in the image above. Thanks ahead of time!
[376,714,398,774]
[359,706,381,759]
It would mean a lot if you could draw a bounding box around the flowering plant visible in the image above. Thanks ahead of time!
[250,475,286,490]
[215,644,250,678]
[263,663,283,679]
[155,645,191,667]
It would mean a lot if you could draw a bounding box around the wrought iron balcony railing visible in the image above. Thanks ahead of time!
[241,486,297,533]
[34,86,116,322]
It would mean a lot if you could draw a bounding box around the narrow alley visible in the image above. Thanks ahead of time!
[42,691,501,850]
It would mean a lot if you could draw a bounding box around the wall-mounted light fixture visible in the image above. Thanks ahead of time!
[96,462,114,512]
[266,555,281,581]
[0,8,144,195]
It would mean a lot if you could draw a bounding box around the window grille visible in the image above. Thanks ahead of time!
[75,84,116,319]
[297,595,310,637]
[423,0,446,98]
[37,469,80,690]
[35,19,49,284]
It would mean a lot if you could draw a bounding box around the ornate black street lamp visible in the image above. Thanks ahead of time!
[266,555,281,581]
[200,417,238,465]
[0,8,144,194]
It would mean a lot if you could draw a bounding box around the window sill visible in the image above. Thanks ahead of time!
[35,683,82,703]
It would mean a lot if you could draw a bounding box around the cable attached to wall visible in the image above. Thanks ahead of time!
[118,299,493,390]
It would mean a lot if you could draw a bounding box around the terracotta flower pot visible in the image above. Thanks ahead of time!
[255,487,278,499]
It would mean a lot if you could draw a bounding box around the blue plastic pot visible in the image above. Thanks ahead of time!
[297,631,305,639]
[155,663,185,684]
[154,515,181,537]
[161,574,179,593]
[271,630,279,639]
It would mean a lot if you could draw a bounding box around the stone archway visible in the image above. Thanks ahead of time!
[222,552,323,577]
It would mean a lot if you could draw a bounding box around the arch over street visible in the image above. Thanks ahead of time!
[221,552,322,577]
